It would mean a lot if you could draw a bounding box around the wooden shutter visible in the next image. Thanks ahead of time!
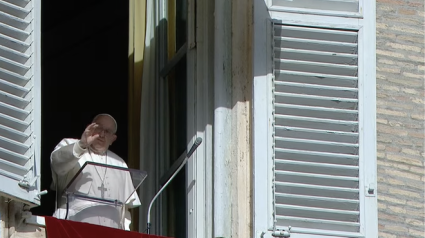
[0,0,41,206]
[272,24,361,236]
[272,0,359,13]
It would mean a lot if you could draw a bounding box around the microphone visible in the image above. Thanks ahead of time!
[187,137,202,158]
[146,137,202,234]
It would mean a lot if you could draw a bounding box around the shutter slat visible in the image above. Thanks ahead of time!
[0,158,30,177]
[0,135,30,154]
[275,92,358,109]
[0,45,31,63]
[275,104,358,121]
[275,37,357,54]
[0,10,30,30]
[0,55,31,75]
[272,0,359,13]
[3,0,30,9]
[275,159,359,177]
[275,59,358,77]
[0,146,30,165]
[275,182,359,199]
[275,81,358,93]
[276,193,359,210]
[276,137,358,154]
[276,216,360,233]
[0,124,29,142]
[0,89,30,108]
[0,113,30,131]
[275,48,358,65]
[273,24,360,234]
[0,67,31,85]
[0,33,30,53]
[276,71,358,88]
[275,115,358,132]
[275,171,358,188]
[0,101,30,120]
[275,81,358,99]
[275,126,358,143]
[276,204,359,221]
[275,25,358,42]
[276,149,358,165]
[0,167,24,180]
[0,22,30,41]
[0,1,30,19]
[0,78,30,97]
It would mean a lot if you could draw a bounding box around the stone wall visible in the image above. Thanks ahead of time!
[0,197,45,238]
[376,0,425,237]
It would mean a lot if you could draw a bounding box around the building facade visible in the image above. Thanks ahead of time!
[0,0,423,238]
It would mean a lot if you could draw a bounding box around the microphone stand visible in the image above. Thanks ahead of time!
[146,137,202,234]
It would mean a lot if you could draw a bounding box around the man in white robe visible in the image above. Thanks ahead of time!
[50,114,142,230]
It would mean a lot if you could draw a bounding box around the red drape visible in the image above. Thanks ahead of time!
[44,216,170,238]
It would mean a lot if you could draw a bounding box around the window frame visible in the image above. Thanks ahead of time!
[156,0,189,235]
[253,0,377,237]
[153,0,210,237]
[33,0,42,206]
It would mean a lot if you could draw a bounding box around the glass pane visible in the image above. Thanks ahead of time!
[59,162,147,229]
[164,55,187,238]
[167,0,187,59]
[64,162,146,203]
[160,1,188,237]
[166,56,187,165]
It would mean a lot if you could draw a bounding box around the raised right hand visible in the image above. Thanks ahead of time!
[79,123,100,148]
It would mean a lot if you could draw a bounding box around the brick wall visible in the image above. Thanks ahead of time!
[376,0,425,237]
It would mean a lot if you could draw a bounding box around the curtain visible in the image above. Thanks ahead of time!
[139,0,158,234]
[128,0,147,231]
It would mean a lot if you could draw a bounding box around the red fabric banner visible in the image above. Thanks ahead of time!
[44,216,170,238]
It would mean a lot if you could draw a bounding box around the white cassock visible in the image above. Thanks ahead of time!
[50,138,141,230]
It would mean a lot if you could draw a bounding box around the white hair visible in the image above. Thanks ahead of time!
[92,113,117,133]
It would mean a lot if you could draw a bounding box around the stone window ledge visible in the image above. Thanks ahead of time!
[25,215,46,227]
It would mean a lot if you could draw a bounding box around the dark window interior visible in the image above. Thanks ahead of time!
[161,0,188,236]
[31,0,129,216]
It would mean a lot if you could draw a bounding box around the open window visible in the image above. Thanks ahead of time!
[30,0,130,217]
[138,0,204,237]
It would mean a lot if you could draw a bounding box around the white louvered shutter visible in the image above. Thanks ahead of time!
[0,0,41,206]
[271,0,359,13]
[272,24,362,237]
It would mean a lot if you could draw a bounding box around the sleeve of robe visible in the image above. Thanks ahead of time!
[121,159,142,230]
[123,187,141,230]
[50,138,86,191]
[124,170,142,208]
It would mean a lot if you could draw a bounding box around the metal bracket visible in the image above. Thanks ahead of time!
[18,175,39,189]
[189,42,196,49]
[365,183,376,197]
[272,227,291,237]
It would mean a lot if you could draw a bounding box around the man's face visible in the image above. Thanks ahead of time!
[91,115,117,152]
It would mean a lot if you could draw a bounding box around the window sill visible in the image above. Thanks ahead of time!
[25,215,46,227]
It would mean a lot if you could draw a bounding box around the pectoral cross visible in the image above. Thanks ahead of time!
[98,183,107,198]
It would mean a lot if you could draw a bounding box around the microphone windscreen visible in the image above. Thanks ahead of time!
[194,137,202,146]
[187,137,203,158]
